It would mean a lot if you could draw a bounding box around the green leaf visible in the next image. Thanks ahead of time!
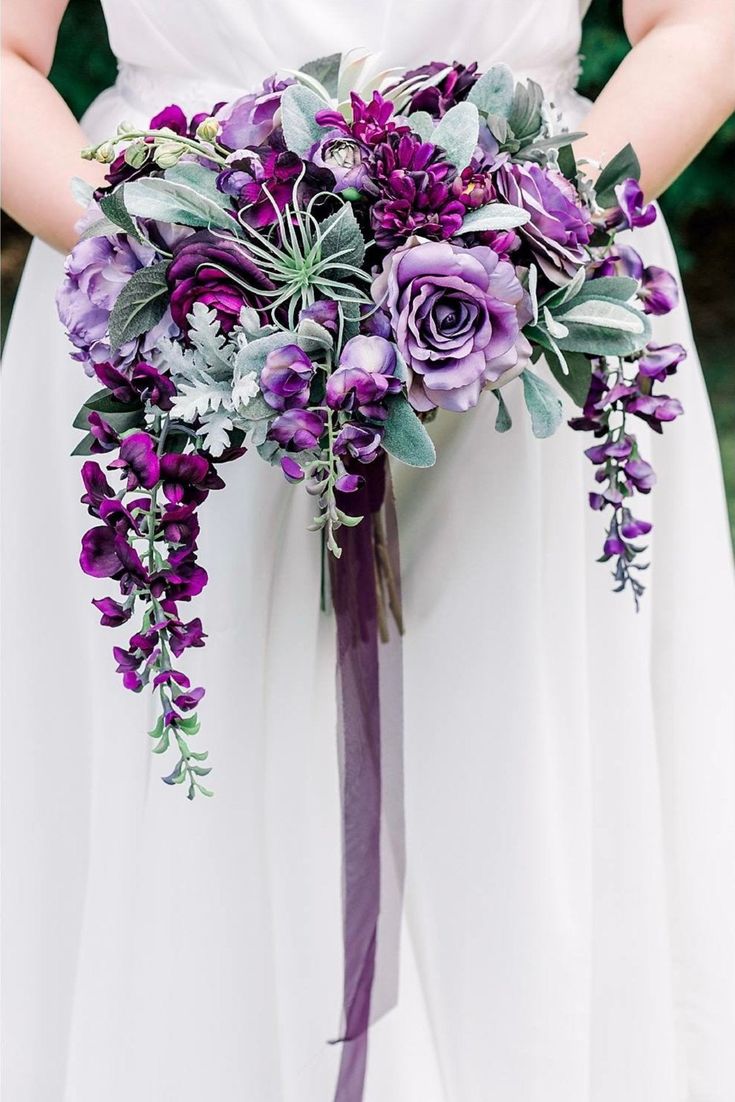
[318,204,366,279]
[280,83,330,156]
[108,261,169,350]
[73,387,145,434]
[406,110,435,142]
[552,297,651,356]
[557,143,577,182]
[494,390,512,432]
[552,275,639,306]
[123,177,234,230]
[456,202,530,235]
[507,80,544,143]
[521,368,563,438]
[431,102,480,171]
[71,432,97,457]
[164,161,225,205]
[381,394,436,468]
[80,388,143,415]
[78,216,124,242]
[99,186,144,242]
[547,350,592,407]
[467,64,514,118]
[595,142,641,208]
[300,53,341,99]
[71,176,94,207]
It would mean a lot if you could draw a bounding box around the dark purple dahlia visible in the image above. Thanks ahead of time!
[365,133,465,248]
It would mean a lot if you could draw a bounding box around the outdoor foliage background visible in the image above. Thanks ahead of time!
[1,0,733,533]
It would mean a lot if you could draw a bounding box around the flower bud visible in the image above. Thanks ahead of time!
[95,141,116,164]
[124,143,150,169]
[116,120,137,137]
[80,145,97,161]
[153,141,186,169]
[195,116,220,143]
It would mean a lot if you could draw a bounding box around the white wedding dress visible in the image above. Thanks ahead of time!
[2,1,735,1100]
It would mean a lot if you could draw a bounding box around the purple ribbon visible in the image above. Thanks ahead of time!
[329,458,404,1102]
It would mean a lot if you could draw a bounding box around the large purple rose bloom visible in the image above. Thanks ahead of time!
[215,76,293,151]
[372,237,530,412]
[57,232,173,374]
[167,230,275,333]
[494,161,593,284]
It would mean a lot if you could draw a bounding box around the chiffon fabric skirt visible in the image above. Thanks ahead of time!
[2,79,735,1102]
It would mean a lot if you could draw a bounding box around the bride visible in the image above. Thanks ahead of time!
[2,2,735,1100]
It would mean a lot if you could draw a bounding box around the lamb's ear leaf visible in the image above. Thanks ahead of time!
[99,186,144,242]
[467,64,514,118]
[494,390,513,433]
[381,394,436,468]
[595,142,641,208]
[300,53,342,99]
[406,110,435,142]
[457,203,529,235]
[431,102,480,171]
[280,83,331,156]
[520,368,564,438]
[547,350,592,407]
[108,260,169,350]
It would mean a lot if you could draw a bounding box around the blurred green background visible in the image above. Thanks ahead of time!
[1,0,733,532]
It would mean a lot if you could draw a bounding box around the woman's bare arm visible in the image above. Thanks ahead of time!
[1,0,107,252]
[575,0,735,200]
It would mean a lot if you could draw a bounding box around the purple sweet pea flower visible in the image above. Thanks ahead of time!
[334,423,383,463]
[87,412,120,453]
[637,342,687,382]
[168,616,207,658]
[326,335,401,419]
[167,230,275,334]
[612,178,657,229]
[164,558,209,602]
[92,596,132,627]
[131,362,177,410]
[372,238,530,412]
[80,529,147,588]
[494,161,593,284]
[280,456,305,483]
[260,345,315,411]
[268,408,326,451]
[215,76,293,150]
[299,299,339,336]
[639,265,679,316]
[108,432,160,490]
[80,461,115,515]
[159,453,211,504]
[627,393,684,431]
[624,458,657,492]
[173,686,205,711]
[335,472,365,493]
[620,511,653,539]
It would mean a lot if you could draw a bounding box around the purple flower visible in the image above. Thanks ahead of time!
[451,159,497,209]
[620,511,653,539]
[167,616,206,658]
[627,393,684,431]
[131,362,177,410]
[366,133,465,247]
[611,178,657,230]
[639,266,679,316]
[108,433,160,490]
[57,233,170,374]
[637,342,687,382]
[164,558,208,601]
[260,345,315,411]
[87,411,120,453]
[215,77,293,150]
[80,461,115,515]
[495,161,593,284]
[268,408,326,451]
[167,230,275,334]
[311,133,368,192]
[316,91,405,149]
[372,238,530,412]
[216,148,333,229]
[92,596,132,627]
[326,335,401,418]
[624,458,657,492]
[80,528,147,588]
[299,299,339,336]
[173,686,205,711]
[159,453,210,504]
[334,423,383,463]
[397,60,480,118]
[280,456,305,483]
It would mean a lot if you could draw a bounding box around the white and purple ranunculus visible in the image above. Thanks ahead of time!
[57,233,172,374]
[372,237,531,412]
[494,161,593,284]
[326,335,402,419]
[215,76,293,151]
[260,345,315,411]
[310,131,368,192]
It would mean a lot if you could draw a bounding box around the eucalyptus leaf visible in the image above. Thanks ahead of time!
[467,64,514,118]
[547,350,592,407]
[494,390,512,433]
[595,142,641,209]
[431,102,480,171]
[382,394,436,468]
[123,177,234,230]
[108,261,169,350]
[280,83,331,156]
[521,368,563,438]
[456,202,530,235]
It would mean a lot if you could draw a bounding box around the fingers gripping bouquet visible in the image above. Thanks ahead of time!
[59,53,685,795]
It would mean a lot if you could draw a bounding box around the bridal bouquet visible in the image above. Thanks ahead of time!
[58,53,685,795]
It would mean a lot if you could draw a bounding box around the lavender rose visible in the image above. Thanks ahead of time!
[372,237,531,412]
[494,161,593,284]
[167,230,275,333]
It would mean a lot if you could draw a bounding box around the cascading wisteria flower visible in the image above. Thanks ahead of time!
[59,52,686,797]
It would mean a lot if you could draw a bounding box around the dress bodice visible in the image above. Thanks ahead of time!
[97,0,593,117]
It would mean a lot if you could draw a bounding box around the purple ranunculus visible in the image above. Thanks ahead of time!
[334,423,384,463]
[494,161,593,284]
[167,230,275,333]
[311,132,368,192]
[372,238,530,412]
[268,408,326,451]
[57,233,168,374]
[260,345,315,411]
[215,76,293,150]
[108,432,160,491]
[637,342,687,382]
[326,335,401,419]
[366,133,465,248]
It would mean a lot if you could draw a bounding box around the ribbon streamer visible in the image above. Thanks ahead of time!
[329,458,404,1102]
